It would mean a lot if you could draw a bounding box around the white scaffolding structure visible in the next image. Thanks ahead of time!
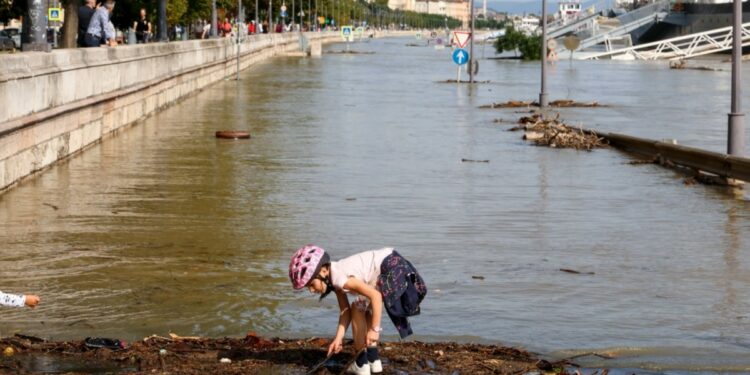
[584,21,750,60]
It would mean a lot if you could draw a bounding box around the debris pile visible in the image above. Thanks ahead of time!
[480,100,604,109]
[0,333,591,374]
[510,114,608,151]
[669,60,723,71]
[438,80,492,84]
[326,50,376,55]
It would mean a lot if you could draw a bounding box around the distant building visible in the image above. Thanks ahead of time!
[512,15,540,35]
[387,0,411,11]
[557,0,582,24]
[487,10,507,23]
[401,0,471,28]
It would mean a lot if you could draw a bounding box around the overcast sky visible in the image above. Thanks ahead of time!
[485,0,615,14]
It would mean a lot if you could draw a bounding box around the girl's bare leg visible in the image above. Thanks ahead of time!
[350,305,367,351]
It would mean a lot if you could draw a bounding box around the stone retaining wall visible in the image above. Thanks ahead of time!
[0,32,337,192]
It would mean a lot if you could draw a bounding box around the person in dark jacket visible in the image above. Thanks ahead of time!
[288,245,426,375]
[77,0,96,47]
[132,8,151,43]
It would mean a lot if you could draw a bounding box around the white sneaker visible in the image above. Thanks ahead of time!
[346,361,370,375]
[369,359,383,374]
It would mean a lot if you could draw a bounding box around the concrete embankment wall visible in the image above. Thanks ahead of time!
[0,32,337,192]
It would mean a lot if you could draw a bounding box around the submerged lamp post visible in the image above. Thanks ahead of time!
[727,0,745,158]
[539,0,548,108]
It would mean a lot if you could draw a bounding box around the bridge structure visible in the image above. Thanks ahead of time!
[582,21,750,60]
[555,0,671,54]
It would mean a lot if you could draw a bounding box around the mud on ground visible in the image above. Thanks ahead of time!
[0,333,582,374]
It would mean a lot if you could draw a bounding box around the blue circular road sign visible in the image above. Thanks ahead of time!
[452,49,469,65]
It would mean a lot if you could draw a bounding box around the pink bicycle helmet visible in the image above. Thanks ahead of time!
[289,245,329,289]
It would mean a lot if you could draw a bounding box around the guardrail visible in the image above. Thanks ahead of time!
[593,131,750,182]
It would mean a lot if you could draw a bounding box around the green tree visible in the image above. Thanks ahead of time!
[518,34,541,60]
[494,25,541,60]
[167,0,189,24]
[0,0,24,26]
[495,25,522,57]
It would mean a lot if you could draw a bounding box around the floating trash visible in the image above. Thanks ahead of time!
[215,131,251,139]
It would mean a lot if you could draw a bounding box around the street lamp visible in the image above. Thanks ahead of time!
[158,0,167,41]
[539,0,548,108]
[727,0,745,158]
[212,0,218,37]
[21,0,49,51]
[469,0,475,83]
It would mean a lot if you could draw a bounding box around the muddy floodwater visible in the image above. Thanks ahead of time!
[1,37,749,373]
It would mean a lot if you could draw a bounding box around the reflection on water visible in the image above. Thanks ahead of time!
[0,38,749,371]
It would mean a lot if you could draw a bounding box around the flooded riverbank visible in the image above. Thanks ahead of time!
[0,37,749,373]
[0,334,564,374]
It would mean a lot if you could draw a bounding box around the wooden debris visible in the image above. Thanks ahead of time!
[480,100,532,108]
[512,114,608,151]
[560,268,595,275]
[628,158,658,165]
[168,333,202,340]
[0,334,590,375]
[438,80,492,84]
[523,132,544,141]
[480,100,604,109]
[326,50,376,54]
[669,60,723,71]
[462,159,490,163]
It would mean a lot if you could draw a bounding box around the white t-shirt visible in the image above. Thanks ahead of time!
[0,291,25,307]
[330,247,394,294]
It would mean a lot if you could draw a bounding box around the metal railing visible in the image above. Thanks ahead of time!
[584,21,750,60]
[548,11,602,39]
[594,131,750,182]
[561,10,667,52]
[615,0,669,25]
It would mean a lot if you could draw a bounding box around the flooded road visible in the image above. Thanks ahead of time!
[1,37,749,372]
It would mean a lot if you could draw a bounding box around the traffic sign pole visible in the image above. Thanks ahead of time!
[452,48,469,82]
